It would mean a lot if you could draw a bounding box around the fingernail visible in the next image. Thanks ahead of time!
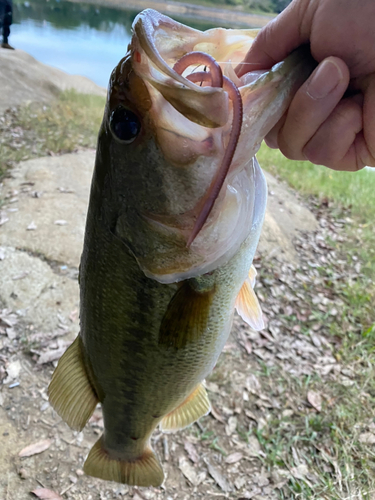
[307,59,343,100]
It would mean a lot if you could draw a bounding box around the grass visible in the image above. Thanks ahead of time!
[0,90,105,179]
[257,145,375,226]
[253,372,375,498]
[255,367,375,497]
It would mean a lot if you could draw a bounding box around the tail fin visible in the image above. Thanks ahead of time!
[84,436,164,487]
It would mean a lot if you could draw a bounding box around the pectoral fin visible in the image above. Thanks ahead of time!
[48,336,98,431]
[159,282,214,349]
[161,384,211,432]
[248,264,257,287]
[235,275,264,331]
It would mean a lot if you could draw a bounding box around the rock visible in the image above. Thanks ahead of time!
[0,246,79,333]
[0,151,91,332]
[0,49,106,114]
[0,151,94,268]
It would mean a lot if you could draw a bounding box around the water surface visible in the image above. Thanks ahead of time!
[11,0,217,87]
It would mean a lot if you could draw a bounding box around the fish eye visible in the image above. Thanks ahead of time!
[109,106,141,144]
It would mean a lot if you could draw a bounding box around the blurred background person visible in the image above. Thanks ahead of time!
[0,0,14,49]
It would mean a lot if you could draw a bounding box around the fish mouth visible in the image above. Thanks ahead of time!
[131,11,252,247]
[122,10,316,283]
[132,10,230,129]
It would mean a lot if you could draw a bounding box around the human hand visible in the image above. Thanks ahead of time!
[236,0,375,171]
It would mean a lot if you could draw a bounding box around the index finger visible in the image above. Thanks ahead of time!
[236,0,313,76]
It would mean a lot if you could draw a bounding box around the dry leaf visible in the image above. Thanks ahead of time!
[132,493,146,500]
[204,458,232,492]
[247,435,261,457]
[246,374,261,394]
[246,487,262,498]
[254,468,270,487]
[225,452,243,464]
[234,476,246,490]
[19,439,52,457]
[37,347,66,364]
[184,440,199,463]
[3,360,22,384]
[12,271,29,280]
[31,489,62,500]
[290,463,309,480]
[210,404,226,424]
[359,432,375,445]
[6,327,17,340]
[178,457,205,486]
[0,212,9,226]
[0,310,18,327]
[225,416,237,436]
[307,390,322,412]
[237,330,253,354]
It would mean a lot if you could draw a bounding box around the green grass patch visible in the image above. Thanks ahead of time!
[0,90,105,179]
[257,144,375,223]
[254,370,375,498]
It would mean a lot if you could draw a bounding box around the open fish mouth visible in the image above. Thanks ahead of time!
[110,10,316,284]
[132,11,258,248]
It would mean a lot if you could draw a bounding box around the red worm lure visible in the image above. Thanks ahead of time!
[173,51,243,247]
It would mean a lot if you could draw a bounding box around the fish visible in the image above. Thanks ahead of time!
[48,9,315,487]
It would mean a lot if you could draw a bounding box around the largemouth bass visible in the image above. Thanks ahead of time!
[48,9,315,487]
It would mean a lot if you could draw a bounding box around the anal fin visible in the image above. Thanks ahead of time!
[161,383,211,432]
[48,336,98,431]
[84,437,164,487]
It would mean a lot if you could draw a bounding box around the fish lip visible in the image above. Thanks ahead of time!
[132,10,197,90]
[131,10,231,130]
[132,9,223,97]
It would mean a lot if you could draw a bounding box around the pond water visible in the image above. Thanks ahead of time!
[11,0,217,87]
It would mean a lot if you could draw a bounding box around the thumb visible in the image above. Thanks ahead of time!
[236,0,313,77]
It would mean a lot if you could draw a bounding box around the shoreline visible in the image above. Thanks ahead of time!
[66,0,275,28]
